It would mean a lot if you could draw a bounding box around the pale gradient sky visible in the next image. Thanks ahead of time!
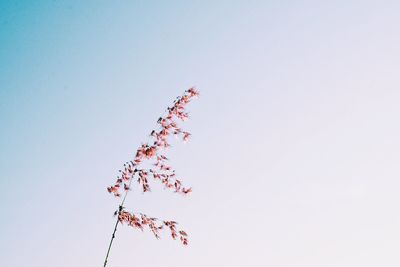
[1,1,400,266]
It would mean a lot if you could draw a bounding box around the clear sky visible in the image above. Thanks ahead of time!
[1,1,400,266]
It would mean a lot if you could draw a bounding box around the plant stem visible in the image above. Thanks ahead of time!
[103,215,120,267]
[103,177,133,267]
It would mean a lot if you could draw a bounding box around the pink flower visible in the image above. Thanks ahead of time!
[106,88,199,248]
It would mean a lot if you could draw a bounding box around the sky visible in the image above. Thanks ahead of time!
[1,1,400,266]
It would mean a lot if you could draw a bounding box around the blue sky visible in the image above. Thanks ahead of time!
[1,1,400,266]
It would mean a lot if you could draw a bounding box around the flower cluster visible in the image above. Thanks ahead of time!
[118,210,189,245]
[107,87,199,246]
[107,87,199,197]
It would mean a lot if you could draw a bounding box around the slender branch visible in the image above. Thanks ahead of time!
[103,178,133,267]
[103,214,119,267]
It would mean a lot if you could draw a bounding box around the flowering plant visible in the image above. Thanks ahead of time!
[103,88,199,266]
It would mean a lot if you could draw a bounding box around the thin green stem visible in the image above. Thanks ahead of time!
[103,215,119,267]
[103,177,134,267]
